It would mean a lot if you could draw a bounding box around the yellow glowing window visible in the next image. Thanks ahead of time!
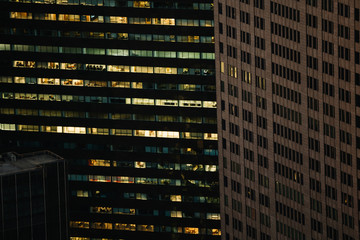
[88,159,111,167]
[154,67,177,74]
[134,130,156,137]
[133,1,150,8]
[70,221,89,229]
[11,12,32,19]
[112,129,132,136]
[111,81,130,88]
[135,161,146,168]
[109,16,127,23]
[183,132,202,139]
[38,78,60,85]
[211,229,221,235]
[114,223,136,231]
[14,61,35,68]
[204,133,218,140]
[112,176,134,183]
[171,211,182,218]
[203,101,217,108]
[91,222,112,229]
[137,225,154,232]
[89,175,111,182]
[76,190,89,197]
[170,195,182,202]
[107,65,130,72]
[184,227,199,234]
[61,79,83,86]
[90,206,112,214]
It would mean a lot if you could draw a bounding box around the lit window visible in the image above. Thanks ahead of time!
[204,133,218,140]
[109,16,127,23]
[202,101,217,108]
[133,1,150,8]
[170,195,182,202]
[91,222,112,229]
[70,221,89,229]
[88,159,111,167]
[171,211,182,218]
[132,98,155,105]
[137,225,154,232]
[135,161,146,168]
[184,227,199,234]
[156,99,178,106]
[114,223,136,231]
[179,100,201,107]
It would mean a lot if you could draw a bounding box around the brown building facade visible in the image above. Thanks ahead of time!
[215,0,360,239]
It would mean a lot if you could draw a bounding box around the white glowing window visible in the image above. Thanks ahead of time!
[179,100,201,107]
[107,49,129,56]
[206,213,220,220]
[204,133,217,140]
[132,98,154,105]
[170,195,182,202]
[38,78,60,85]
[205,165,217,172]
[203,101,217,108]
[157,131,179,138]
[0,124,16,131]
[63,126,86,134]
[171,211,182,218]
[154,67,177,74]
[107,65,130,72]
[112,129,132,136]
[155,99,178,106]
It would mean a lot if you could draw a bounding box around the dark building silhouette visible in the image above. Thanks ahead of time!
[0,151,68,240]
[0,0,220,239]
[216,0,360,240]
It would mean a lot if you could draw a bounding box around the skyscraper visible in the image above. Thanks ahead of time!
[0,0,220,239]
[216,0,359,239]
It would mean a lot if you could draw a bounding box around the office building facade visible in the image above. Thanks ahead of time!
[216,0,359,239]
[0,151,68,240]
[0,0,220,239]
